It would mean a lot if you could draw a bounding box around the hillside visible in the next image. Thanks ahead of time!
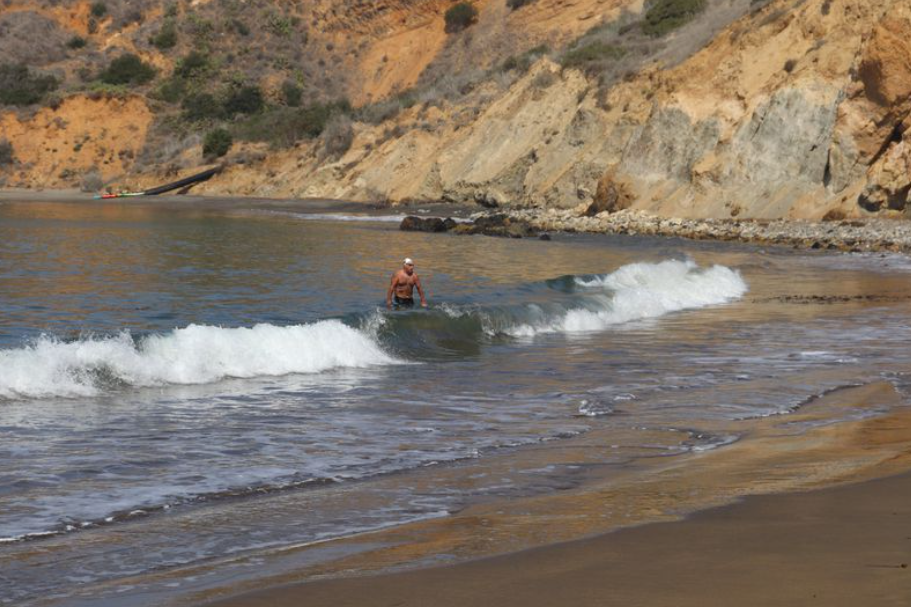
[1,0,909,220]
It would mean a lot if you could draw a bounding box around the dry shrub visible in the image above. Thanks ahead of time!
[322,114,354,157]
[0,139,14,166]
[80,168,104,193]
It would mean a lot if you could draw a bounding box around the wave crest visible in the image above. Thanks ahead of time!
[0,321,396,399]
[510,259,747,335]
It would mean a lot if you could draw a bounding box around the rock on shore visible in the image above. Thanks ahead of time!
[502,207,911,253]
[401,206,911,252]
[400,214,540,238]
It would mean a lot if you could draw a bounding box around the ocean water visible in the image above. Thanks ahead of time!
[3,200,911,605]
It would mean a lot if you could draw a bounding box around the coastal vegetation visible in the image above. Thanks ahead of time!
[0,64,58,106]
[151,20,179,50]
[203,128,233,158]
[641,0,707,36]
[445,2,479,33]
[66,36,87,50]
[98,54,157,86]
[560,42,626,73]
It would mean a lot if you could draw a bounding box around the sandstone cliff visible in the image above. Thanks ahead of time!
[2,0,910,221]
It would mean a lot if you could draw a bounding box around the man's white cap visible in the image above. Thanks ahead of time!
[403,258,414,265]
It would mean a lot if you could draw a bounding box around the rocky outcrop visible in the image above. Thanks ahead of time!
[194,0,909,221]
[860,140,911,212]
[399,216,458,232]
[400,214,539,238]
[585,173,633,216]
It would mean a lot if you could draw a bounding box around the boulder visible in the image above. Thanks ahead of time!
[585,174,633,216]
[859,139,911,212]
[450,214,538,238]
[399,216,452,232]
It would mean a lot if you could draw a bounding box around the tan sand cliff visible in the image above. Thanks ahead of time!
[2,0,910,220]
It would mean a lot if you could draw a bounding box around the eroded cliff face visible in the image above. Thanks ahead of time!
[0,96,153,189]
[189,0,911,220]
[3,0,910,221]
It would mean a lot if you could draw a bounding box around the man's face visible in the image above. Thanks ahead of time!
[404,263,414,275]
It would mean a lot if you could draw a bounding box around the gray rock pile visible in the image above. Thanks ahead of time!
[497,208,911,252]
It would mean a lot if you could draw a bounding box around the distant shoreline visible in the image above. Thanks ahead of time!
[499,207,911,253]
[7,188,911,254]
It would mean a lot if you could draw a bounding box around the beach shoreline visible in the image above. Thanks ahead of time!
[205,467,911,607]
[184,381,911,607]
[6,188,911,254]
[462,207,911,253]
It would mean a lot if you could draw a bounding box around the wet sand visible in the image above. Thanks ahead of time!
[208,469,911,607]
[197,382,911,607]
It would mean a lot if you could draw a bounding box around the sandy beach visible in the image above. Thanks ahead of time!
[207,467,911,607]
[193,381,911,607]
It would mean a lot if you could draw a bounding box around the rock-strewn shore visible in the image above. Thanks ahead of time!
[494,208,911,253]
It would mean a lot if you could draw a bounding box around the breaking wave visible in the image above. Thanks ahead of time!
[0,260,747,399]
[0,321,396,399]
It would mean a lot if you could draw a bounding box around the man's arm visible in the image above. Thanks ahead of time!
[414,275,427,307]
[386,273,397,308]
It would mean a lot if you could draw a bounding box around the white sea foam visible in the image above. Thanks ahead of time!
[0,321,396,399]
[508,259,747,336]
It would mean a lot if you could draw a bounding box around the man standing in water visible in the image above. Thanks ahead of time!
[386,258,427,309]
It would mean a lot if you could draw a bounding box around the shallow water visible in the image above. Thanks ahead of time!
[3,201,911,605]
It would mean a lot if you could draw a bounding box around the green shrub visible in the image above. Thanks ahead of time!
[506,0,536,9]
[444,2,478,33]
[231,18,250,36]
[223,85,264,116]
[203,128,233,158]
[99,54,156,86]
[281,80,303,107]
[641,0,706,37]
[151,20,178,50]
[264,11,293,37]
[0,64,59,106]
[182,92,225,122]
[174,51,209,79]
[0,139,14,166]
[90,1,107,18]
[560,41,625,72]
[232,100,350,148]
[67,36,87,50]
[185,12,215,43]
[153,77,186,103]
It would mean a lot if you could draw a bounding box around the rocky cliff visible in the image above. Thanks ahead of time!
[2,0,910,221]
